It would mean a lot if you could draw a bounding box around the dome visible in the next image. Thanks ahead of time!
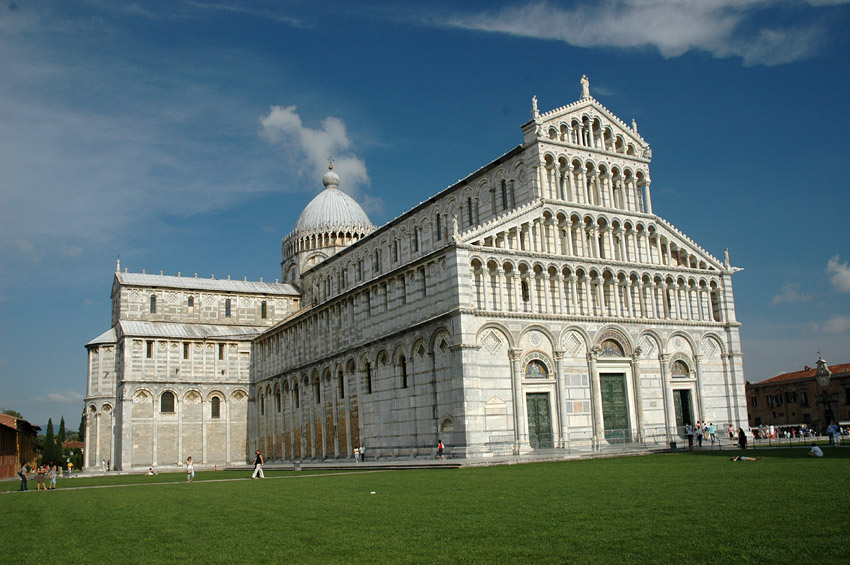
[293,166,373,235]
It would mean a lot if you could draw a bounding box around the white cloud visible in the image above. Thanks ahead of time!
[771,282,811,305]
[812,314,850,335]
[33,391,84,403]
[438,0,828,67]
[15,239,45,263]
[827,256,850,293]
[260,105,371,196]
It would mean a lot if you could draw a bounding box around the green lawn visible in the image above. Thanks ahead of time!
[2,449,848,564]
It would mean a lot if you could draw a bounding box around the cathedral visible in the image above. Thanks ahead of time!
[83,78,747,470]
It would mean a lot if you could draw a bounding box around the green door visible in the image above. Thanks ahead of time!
[600,373,630,442]
[526,393,554,448]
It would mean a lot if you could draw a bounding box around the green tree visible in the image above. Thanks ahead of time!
[44,418,56,465]
[58,416,66,443]
[78,410,86,443]
[2,409,23,418]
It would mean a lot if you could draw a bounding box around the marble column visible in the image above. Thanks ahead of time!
[509,348,528,452]
[631,350,644,441]
[588,347,604,448]
[660,354,677,442]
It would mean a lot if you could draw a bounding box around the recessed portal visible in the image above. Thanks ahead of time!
[600,373,630,441]
[526,393,554,448]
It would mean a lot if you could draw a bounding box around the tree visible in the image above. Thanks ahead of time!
[58,416,66,443]
[44,418,55,465]
[78,410,86,443]
[2,409,23,418]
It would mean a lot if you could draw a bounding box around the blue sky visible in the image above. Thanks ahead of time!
[2,0,849,427]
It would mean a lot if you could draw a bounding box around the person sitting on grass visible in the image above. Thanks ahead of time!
[808,443,824,458]
[730,456,761,461]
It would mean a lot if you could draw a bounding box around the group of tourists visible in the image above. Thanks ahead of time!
[17,462,60,491]
[684,421,717,449]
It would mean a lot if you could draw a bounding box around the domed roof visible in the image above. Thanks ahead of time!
[292,165,374,235]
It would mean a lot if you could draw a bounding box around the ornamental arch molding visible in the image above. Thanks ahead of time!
[560,326,590,358]
[594,326,633,357]
[666,331,697,356]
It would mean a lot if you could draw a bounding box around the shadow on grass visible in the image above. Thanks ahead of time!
[675,446,850,459]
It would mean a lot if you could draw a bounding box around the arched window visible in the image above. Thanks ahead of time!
[436,214,442,241]
[275,389,281,412]
[187,296,194,313]
[211,396,221,419]
[260,393,265,415]
[225,298,231,317]
[313,380,320,404]
[467,198,473,226]
[671,360,690,378]
[261,300,267,319]
[501,180,508,210]
[400,356,408,388]
[521,280,530,302]
[160,391,175,413]
[150,294,157,314]
[294,383,300,409]
[338,371,345,399]
[600,339,624,357]
[366,362,373,394]
[525,360,548,378]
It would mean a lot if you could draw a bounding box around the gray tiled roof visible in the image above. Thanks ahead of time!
[87,321,267,345]
[116,272,298,295]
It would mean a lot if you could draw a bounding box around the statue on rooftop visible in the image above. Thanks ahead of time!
[580,75,590,99]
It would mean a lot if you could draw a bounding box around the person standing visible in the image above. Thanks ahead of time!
[737,427,748,450]
[186,456,194,483]
[359,445,366,462]
[36,465,47,491]
[696,422,704,447]
[252,450,264,479]
[686,424,694,450]
[48,463,57,490]
[101,459,106,472]
[709,423,716,445]
[354,447,360,463]
[18,464,28,491]
[437,440,445,460]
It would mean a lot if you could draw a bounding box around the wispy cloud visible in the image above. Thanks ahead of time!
[33,391,84,403]
[827,255,850,293]
[771,282,812,305]
[811,314,850,335]
[260,105,372,198]
[435,1,833,67]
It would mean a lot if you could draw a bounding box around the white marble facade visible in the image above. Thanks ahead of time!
[85,78,747,468]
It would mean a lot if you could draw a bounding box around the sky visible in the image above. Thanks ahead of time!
[2,0,850,428]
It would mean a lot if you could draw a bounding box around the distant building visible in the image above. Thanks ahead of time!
[0,413,40,477]
[745,357,850,429]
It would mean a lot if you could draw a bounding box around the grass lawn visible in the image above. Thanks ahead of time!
[2,448,848,564]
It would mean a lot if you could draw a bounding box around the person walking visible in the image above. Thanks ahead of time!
[252,450,264,479]
[354,447,360,463]
[186,456,194,483]
[18,464,28,491]
[696,422,704,447]
[686,424,694,450]
[437,439,445,460]
[709,423,716,445]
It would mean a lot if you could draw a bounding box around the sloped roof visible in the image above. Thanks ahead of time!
[117,320,266,341]
[87,327,117,346]
[751,363,850,386]
[116,272,298,295]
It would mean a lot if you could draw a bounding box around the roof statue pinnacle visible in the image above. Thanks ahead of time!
[724,248,730,268]
[580,75,590,100]
[632,119,638,134]
[116,256,120,273]
[531,95,539,119]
